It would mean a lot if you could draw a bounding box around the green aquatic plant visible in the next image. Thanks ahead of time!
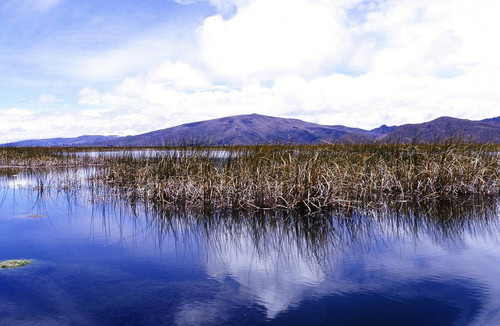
[0,259,33,269]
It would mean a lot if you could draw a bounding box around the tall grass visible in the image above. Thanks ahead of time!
[0,147,88,167]
[2,144,498,214]
[89,143,499,214]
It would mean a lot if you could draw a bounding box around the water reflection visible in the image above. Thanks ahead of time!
[151,203,499,323]
[1,168,499,325]
[71,149,236,159]
[119,198,500,324]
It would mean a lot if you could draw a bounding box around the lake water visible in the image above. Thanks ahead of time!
[1,169,500,325]
[71,149,236,159]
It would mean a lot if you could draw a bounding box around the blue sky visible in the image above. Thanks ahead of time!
[1,0,499,142]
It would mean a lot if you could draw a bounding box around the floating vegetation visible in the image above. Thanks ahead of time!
[25,214,44,218]
[0,259,33,269]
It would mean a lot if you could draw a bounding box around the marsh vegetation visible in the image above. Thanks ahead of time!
[1,143,499,214]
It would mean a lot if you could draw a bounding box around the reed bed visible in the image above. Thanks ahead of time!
[89,143,500,214]
[0,147,89,168]
[1,144,498,214]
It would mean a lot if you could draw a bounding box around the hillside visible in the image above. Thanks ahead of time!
[384,116,500,143]
[1,135,120,147]
[2,114,499,147]
[94,114,376,146]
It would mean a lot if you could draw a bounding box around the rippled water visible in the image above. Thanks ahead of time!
[0,169,499,325]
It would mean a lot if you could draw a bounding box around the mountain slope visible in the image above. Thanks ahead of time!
[1,135,120,147]
[383,116,500,143]
[95,114,374,146]
[482,116,500,124]
[1,114,499,147]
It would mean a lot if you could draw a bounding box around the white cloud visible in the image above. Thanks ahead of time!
[206,232,326,318]
[139,61,213,92]
[78,87,102,106]
[195,0,500,83]
[199,0,349,83]
[5,59,489,144]
[349,0,500,76]
[0,108,33,117]
[0,104,170,143]
[69,67,500,137]
[4,66,500,144]
[197,212,500,322]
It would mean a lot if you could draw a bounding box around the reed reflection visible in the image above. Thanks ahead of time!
[2,170,498,265]
[1,169,500,324]
[143,198,500,320]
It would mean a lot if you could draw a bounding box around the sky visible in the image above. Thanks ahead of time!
[1,0,499,143]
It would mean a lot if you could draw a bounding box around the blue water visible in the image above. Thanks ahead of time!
[1,171,499,325]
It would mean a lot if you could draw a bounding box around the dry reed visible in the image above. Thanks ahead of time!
[89,143,500,214]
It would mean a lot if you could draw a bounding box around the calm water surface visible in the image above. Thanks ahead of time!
[0,170,499,325]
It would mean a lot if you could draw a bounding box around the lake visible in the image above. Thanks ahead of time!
[1,169,499,325]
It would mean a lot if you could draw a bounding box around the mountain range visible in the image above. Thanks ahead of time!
[2,114,499,147]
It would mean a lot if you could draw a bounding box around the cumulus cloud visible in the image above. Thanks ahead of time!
[136,61,213,92]
[347,0,500,76]
[196,0,500,82]
[78,87,102,106]
[199,0,349,83]
[6,62,490,144]
[0,108,33,117]
[67,67,500,139]
[0,104,170,143]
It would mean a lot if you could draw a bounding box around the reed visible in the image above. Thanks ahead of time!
[89,143,500,214]
[0,147,86,167]
[2,144,498,213]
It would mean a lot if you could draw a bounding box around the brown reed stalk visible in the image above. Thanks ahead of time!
[89,143,499,214]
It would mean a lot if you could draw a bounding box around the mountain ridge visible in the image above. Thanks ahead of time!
[2,114,499,147]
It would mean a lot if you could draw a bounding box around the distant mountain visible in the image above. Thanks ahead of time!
[94,114,373,146]
[2,114,499,147]
[369,124,397,138]
[1,135,120,147]
[384,116,500,143]
[482,116,500,124]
